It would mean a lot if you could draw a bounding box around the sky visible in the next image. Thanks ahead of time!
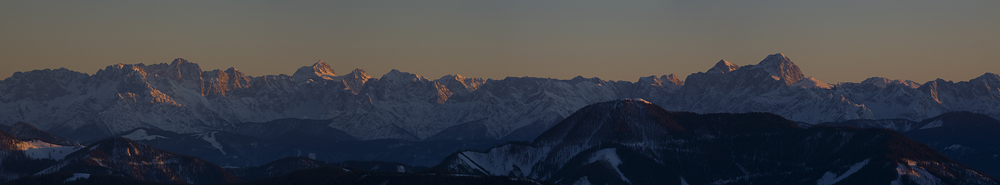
[1,0,997,83]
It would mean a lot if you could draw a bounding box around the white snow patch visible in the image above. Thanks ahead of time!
[121,129,168,141]
[587,148,630,184]
[397,165,405,172]
[64,173,90,182]
[197,132,226,155]
[894,160,942,185]
[453,146,544,178]
[13,140,63,150]
[25,145,82,160]
[572,176,591,185]
[817,158,869,185]
[920,119,944,130]
[455,152,488,174]
[793,77,833,89]
[630,98,651,104]
[945,144,965,151]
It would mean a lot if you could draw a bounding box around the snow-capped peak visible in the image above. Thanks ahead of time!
[748,53,805,85]
[638,74,683,87]
[151,58,203,82]
[292,60,337,81]
[663,74,683,85]
[341,68,372,94]
[381,69,428,83]
[707,60,740,74]
[861,77,921,88]
[170,58,191,65]
[341,68,371,81]
[224,67,240,74]
[436,74,485,92]
[791,76,833,89]
[973,73,1000,84]
[440,74,465,81]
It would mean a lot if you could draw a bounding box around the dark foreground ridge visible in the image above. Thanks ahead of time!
[33,137,242,184]
[823,111,1000,180]
[435,99,998,185]
[3,99,998,185]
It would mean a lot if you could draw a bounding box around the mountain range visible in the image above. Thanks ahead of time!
[2,53,998,143]
[2,53,999,184]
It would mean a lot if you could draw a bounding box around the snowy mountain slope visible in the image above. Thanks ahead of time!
[1,54,998,142]
[108,125,502,167]
[36,137,243,184]
[0,127,72,183]
[435,99,998,185]
[822,111,1000,180]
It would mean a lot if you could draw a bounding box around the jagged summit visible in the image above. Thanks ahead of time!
[439,74,463,81]
[688,53,807,87]
[340,68,372,94]
[437,74,485,92]
[381,69,428,83]
[748,53,806,85]
[638,74,683,87]
[759,53,790,64]
[348,68,368,76]
[974,73,1000,84]
[664,74,682,85]
[292,60,336,81]
[707,59,740,74]
[861,77,921,88]
[170,58,190,65]
[5,68,81,81]
[340,68,371,81]
[150,58,204,83]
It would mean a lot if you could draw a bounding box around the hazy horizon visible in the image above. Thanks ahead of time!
[2,0,998,83]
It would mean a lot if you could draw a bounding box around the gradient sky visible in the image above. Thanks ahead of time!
[1,0,998,83]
